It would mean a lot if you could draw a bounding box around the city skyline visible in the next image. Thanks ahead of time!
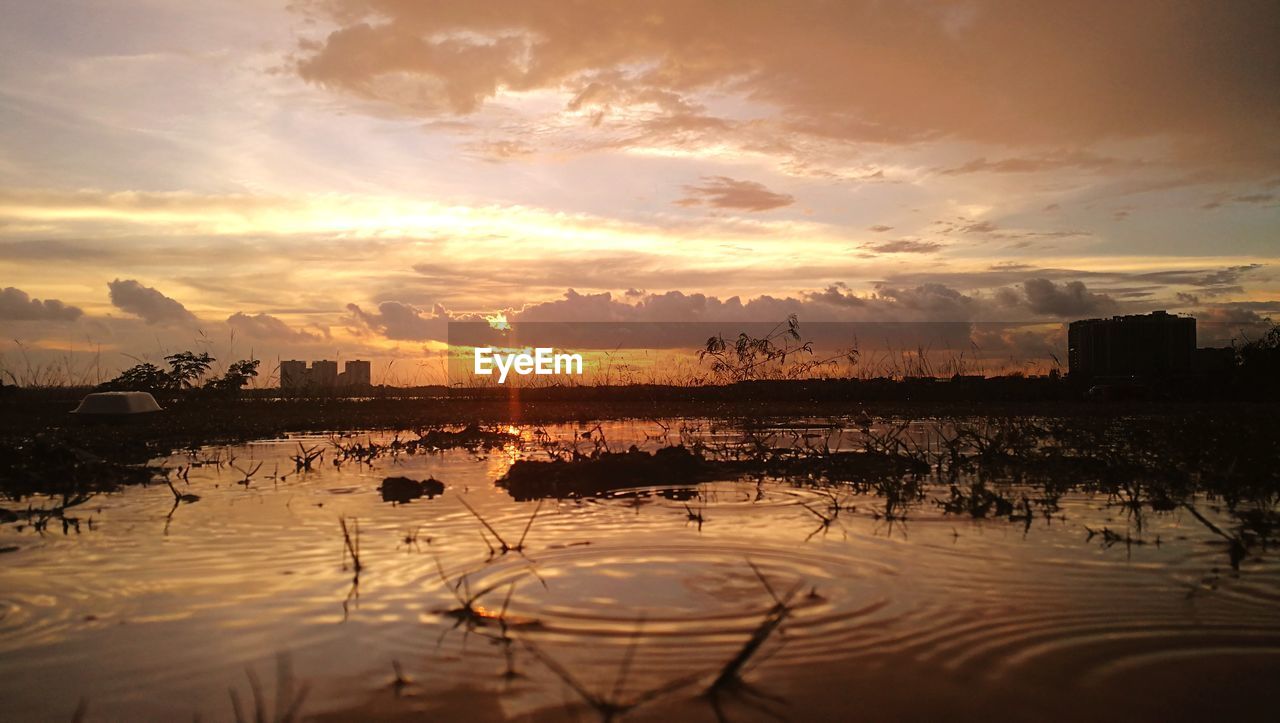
[280,358,372,388]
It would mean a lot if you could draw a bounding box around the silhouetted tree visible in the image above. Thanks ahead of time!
[101,351,214,394]
[204,359,260,394]
[102,362,175,394]
[102,352,261,396]
[164,351,214,389]
[1236,323,1280,381]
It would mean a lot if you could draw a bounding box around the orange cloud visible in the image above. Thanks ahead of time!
[675,176,795,211]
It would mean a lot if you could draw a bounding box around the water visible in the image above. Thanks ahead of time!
[1,419,1278,721]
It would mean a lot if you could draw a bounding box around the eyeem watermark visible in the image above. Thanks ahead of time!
[473,347,584,384]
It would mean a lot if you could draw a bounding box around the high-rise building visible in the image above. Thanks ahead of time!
[310,360,338,386]
[280,359,373,389]
[1067,311,1195,379]
[280,360,308,389]
[342,360,371,387]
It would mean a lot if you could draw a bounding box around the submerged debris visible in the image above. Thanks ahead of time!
[379,476,445,504]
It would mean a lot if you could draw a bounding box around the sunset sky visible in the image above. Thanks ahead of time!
[1,0,1277,382]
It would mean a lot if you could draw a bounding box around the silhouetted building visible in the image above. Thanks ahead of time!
[280,360,308,388]
[1068,311,1195,379]
[279,359,372,389]
[311,360,338,386]
[338,360,371,387]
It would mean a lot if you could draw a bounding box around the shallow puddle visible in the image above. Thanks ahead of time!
[1,419,1278,721]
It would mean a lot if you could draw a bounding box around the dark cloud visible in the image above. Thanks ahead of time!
[346,300,452,341]
[1196,305,1273,326]
[0,287,83,322]
[805,284,866,308]
[107,279,198,325]
[675,176,795,212]
[492,287,989,352]
[874,283,978,318]
[227,312,322,342]
[1109,287,1159,299]
[868,225,893,233]
[514,288,645,322]
[869,263,1268,302]
[1203,299,1280,314]
[1131,263,1263,296]
[971,324,1067,361]
[1195,305,1276,346]
[1021,278,1116,317]
[509,286,985,325]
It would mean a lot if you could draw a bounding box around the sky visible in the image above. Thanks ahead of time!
[1,0,1277,384]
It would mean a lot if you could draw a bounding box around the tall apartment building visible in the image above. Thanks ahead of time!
[310,360,338,386]
[279,359,372,389]
[1067,311,1195,379]
[340,360,371,387]
[280,360,308,388]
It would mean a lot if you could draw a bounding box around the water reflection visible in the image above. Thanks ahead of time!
[0,419,1278,721]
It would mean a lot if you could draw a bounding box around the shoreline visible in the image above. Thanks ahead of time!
[3,386,1277,498]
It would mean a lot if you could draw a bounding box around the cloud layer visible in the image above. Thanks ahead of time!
[295,0,1280,175]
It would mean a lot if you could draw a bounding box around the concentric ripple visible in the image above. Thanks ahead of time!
[459,542,893,636]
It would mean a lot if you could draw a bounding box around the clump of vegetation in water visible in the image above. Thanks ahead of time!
[498,441,929,501]
[330,424,519,467]
[378,476,445,504]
